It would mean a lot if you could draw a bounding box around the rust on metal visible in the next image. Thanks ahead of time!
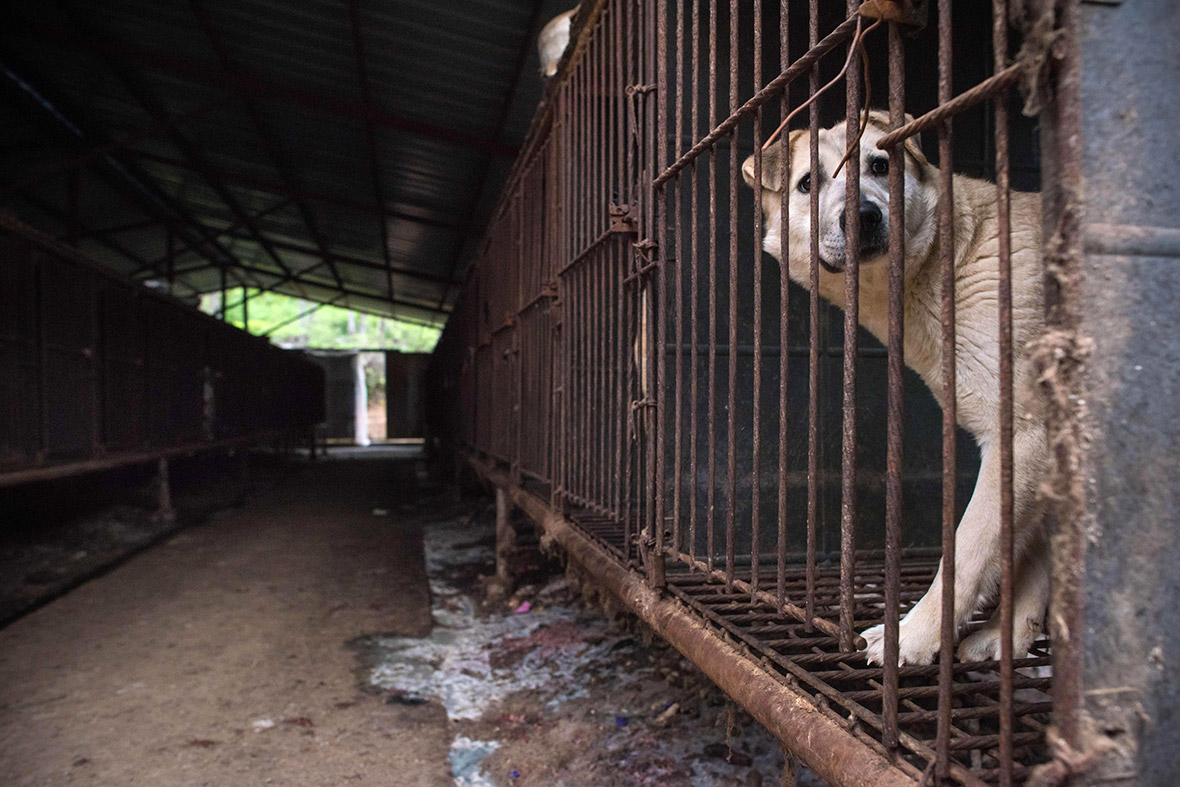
[425,1,1080,782]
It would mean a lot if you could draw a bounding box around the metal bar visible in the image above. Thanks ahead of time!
[189,0,342,291]
[993,2,1015,784]
[1044,0,1085,753]
[936,0,957,778]
[882,17,906,753]
[654,0,668,588]
[134,198,294,277]
[776,0,790,616]
[707,0,718,573]
[346,0,395,303]
[806,0,821,632]
[687,0,700,565]
[671,0,684,562]
[875,63,1022,150]
[750,0,763,597]
[655,13,862,188]
[838,0,862,654]
[0,93,239,197]
[259,294,345,337]
[125,150,472,233]
[467,453,915,787]
[725,0,738,588]
[16,18,520,158]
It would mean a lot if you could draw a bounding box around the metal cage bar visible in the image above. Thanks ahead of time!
[425,1,1086,783]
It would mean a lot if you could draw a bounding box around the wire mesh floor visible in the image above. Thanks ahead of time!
[565,510,1053,784]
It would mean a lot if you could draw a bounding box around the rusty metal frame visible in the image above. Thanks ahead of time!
[0,214,324,484]
[425,1,1087,783]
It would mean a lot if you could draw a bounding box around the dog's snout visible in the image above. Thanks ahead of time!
[839,199,883,231]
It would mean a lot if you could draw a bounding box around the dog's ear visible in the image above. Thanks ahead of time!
[742,129,804,193]
[899,112,930,170]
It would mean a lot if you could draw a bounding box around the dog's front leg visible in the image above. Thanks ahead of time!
[862,427,1046,666]
[956,533,1050,662]
[863,439,1003,666]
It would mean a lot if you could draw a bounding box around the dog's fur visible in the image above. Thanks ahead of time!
[742,112,1049,665]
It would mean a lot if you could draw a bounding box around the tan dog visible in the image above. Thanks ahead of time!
[742,112,1048,665]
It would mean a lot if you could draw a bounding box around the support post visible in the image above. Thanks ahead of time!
[154,457,175,522]
[495,486,515,586]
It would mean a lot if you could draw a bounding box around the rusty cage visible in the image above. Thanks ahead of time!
[0,216,325,487]
[426,0,1157,784]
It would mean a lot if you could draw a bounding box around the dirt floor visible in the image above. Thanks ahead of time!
[0,452,809,786]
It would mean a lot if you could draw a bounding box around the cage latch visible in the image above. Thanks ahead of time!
[609,202,636,235]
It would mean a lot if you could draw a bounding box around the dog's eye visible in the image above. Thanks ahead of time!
[796,173,811,194]
[870,157,889,176]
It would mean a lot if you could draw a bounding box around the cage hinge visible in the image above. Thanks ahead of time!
[858,0,928,27]
[609,202,637,235]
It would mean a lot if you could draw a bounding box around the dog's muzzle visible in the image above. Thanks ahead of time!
[827,199,887,271]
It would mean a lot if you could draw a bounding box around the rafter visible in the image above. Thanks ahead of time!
[211,260,449,317]
[16,18,519,158]
[347,0,395,303]
[435,0,548,312]
[189,0,344,292]
[58,6,306,294]
[217,232,459,286]
[0,57,251,284]
[126,149,472,233]
[0,92,239,197]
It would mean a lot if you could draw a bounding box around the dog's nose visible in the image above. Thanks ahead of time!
[861,201,882,227]
[839,200,884,232]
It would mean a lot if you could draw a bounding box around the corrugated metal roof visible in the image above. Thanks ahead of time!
[0,0,572,326]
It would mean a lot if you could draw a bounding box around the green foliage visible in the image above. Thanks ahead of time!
[199,289,440,352]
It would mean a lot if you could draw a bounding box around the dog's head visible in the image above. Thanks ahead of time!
[742,111,937,279]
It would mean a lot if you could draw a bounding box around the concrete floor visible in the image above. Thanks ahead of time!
[0,457,453,786]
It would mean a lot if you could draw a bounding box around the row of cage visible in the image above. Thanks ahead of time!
[0,216,325,479]
[428,1,1084,783]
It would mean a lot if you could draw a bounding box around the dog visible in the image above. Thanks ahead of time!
[538,6,579,78]
[742,111,1049,666]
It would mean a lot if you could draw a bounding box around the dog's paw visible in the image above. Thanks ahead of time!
[861,618,941,666]
[956,616,1043,663]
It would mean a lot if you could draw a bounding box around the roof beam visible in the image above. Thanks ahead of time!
[0,92,239,197]
[126,148,473,233]
[216,232,459,286]
[347,0,395,303]
[0,56,253,284]
[55,6,304,292]
[132,197,294,277]
[13,18,519,158]
[188,0,344,292]
[435,0,547,312]
[21,191,214,294]
[209,260,449,316]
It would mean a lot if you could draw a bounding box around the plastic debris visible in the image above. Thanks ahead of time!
[251,718,275,732]
[654,702,679,726]
[513,601,531,615]
[615,715,629,728]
